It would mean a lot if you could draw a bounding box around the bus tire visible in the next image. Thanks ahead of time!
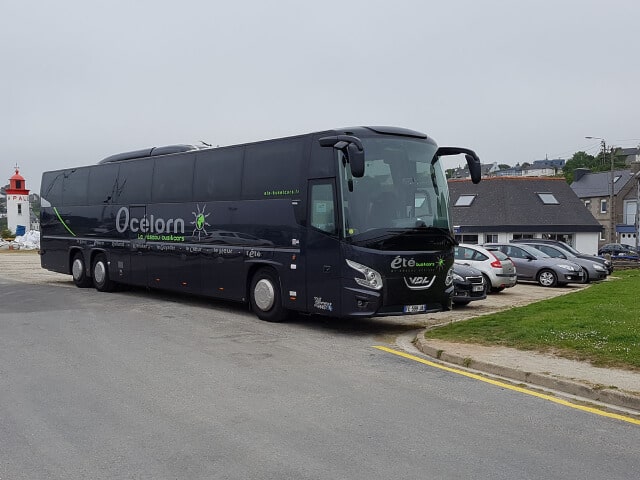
[71,252,93,288]
[92,253,116,292]
[250,268,289,322]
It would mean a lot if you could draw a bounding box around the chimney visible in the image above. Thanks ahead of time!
[630,162,640,175]
[573,168,591,182]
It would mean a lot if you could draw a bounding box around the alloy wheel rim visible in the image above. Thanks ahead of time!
[72,258,84,280]
[94,261,106,285]
[254,279,275,311]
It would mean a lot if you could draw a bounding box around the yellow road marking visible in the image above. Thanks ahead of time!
[374,345,640,426]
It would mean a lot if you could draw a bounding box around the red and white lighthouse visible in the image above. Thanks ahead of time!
[5,167,31,235]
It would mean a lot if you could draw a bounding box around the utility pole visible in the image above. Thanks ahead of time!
[586,136,615,243]
[608,142,615,243]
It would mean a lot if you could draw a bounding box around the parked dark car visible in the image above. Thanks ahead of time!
[511,238,613,274]
[484,243,585,287]
[597,243,638,257]
[451,264,487,306]
[513,241,607,282]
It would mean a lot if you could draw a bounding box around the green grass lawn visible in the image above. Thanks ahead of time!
[426,269,640,371]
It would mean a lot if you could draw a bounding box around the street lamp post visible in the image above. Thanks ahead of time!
[586,136,615,243]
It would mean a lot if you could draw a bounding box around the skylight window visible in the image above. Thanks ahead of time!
[614,175,621,183]
[454,194,476,206]
[537,192,559,205]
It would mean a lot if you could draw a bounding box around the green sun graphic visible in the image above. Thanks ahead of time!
[191,204,211,240]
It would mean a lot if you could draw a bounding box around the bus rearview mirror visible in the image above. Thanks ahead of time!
[347,143,365,178]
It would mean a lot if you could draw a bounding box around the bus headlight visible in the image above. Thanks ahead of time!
[445,267,454,286]
[346,259,383,290]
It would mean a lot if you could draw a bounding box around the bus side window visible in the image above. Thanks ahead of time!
[310,182,336,235]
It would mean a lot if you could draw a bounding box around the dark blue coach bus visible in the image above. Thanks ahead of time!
[40,126,481,321]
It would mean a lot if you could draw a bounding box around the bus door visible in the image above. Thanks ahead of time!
[128,205,148,286]
[304,180,342,315]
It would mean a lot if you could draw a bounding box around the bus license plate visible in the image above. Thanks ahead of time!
[404,304,427,313]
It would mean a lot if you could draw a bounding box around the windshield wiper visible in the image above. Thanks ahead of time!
[350,226,456,247]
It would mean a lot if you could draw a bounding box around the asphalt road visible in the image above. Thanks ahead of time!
[1,253,639,479]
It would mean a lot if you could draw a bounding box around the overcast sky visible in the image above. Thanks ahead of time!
[2,0,639,193]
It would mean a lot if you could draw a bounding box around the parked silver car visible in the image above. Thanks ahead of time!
[484,243,585,287]
[514,241,607,283]
[511,238,613,274]
[454,243,517,292]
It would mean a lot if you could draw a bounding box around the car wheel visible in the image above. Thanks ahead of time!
[250,268,289,322]
[583,270,590,284]
[71,252,93,288]
[537,269,558,288]
[92,253,116,292]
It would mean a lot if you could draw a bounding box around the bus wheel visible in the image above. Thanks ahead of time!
[250,268,289,322]
[92,253,116,292]
[71,252,92,288]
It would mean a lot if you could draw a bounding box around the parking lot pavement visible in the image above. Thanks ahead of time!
[3,251,638,413]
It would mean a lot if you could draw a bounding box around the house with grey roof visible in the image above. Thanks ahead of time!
[522,159,565,177]
[495,164,523,177]
[450,176,602,254]
[570,164,640,248]
[618,147,640,165]
[451,162,499,179]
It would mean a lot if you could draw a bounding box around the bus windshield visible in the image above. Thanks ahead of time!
[338,137,450,242]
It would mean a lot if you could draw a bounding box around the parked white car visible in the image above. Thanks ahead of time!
[454,243,517,292]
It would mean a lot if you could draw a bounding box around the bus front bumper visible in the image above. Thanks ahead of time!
[341,285,453,317]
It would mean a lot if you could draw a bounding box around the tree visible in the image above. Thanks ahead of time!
[498,164,511,170]
[562,148,627,184]
[563,151,596,183]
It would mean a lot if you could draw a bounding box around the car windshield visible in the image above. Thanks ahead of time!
[338,137,449,241]
[534,244,575,258]
[558,242,581,255]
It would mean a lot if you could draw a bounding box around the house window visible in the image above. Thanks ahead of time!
[541,233,574,245]
[537,193,559,205]
[454,194,476,207]
[584,200,591,210]
[600,228,606,241]
[17,204,22,215]
[623,200,637,225]
[16,180,22,189]
[600,199,607,214]
[512,234,534,240]
[485,234,498,243]
[461,234,478,244]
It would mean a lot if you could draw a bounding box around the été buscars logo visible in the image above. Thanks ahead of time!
[391,255,447,291]
[115,204,211,242]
